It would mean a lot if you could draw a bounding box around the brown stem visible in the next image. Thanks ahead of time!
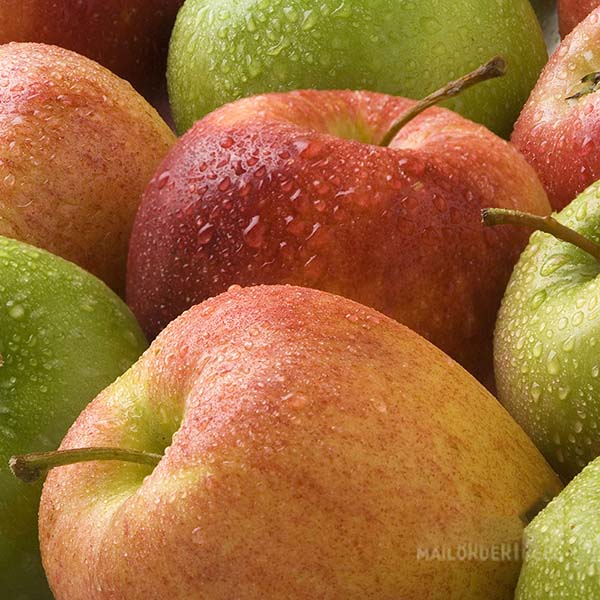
[482,208,600,263]
[380,55,507,147]
[9,447,162,484]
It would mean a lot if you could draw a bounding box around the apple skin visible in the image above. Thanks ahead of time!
[0,43,176,294]
[512,7,600,211]
[558,0,600,37]
[126,89,551,387]
[0,236,147,599]
[516,455,600,599]
[39,285,561,600]
[494,180,600,481]
[167,0,547,137]
[0,0,183,94]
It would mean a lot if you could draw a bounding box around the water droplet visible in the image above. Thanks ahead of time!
[243,216,267,249]
[546,350,560,375]
[157,171,171,190]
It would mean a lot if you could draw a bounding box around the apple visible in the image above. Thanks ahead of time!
[512,6,600,211]
[558,0,600,37]
[0,235,147,598]
[0,43,176,294]
[14,285,561,599]
[516,454,600,598]
[167,0,547,137]
[0,0,183,95]
[484,180,600,481]
[127,78,551,387]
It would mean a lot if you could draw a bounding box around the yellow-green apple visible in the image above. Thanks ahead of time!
[516,455,600,599]
[167,0,547,137]
[0,43,176,294]
[126,86,551,387]
[24,285,561,599]
[558,0,600,36]
[512,6,600,211]
[0,235,147,599]
[484,181,600,480]
[0,1,183,95]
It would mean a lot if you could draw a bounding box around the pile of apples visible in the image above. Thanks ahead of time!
[3,1,600,598]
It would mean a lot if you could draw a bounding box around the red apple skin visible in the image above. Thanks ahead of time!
[0,1,183,94]
[0,43,176,293]
[512,7,600,211]
[127,90,550,386]
[558,0,600,36]
[39,285,561,600]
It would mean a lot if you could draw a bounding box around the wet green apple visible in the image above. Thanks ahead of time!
[516,455,600,598]
[167,0,547,136]
[0,236,147,598]
[489,181,600,481]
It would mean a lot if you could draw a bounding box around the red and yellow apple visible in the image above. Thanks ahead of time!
[0,43,176,293]
[127,89,550,386]
[0,1,183,94]
[513,6,600,210]
[558,0,600,36]
[36,285,561,599]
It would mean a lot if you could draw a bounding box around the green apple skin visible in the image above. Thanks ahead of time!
[494,181,600,481]
[167,0,547,137]
[516,456,600,598]
[0,236,147,599]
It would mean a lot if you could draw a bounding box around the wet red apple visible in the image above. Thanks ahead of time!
[512,7,600,210]
[558,0,600,36]
[0,0,183,94]
[127,87,550,386]
[0,43,176,293]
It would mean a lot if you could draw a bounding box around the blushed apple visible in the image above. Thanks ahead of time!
[127,86,550,386]
[558,0,600,36]
[28,285,561,599]
[0,0,183,94]
[0,43,176,293]
[512,6,600,210]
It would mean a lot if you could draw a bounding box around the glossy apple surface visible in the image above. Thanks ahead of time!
[0,1,183,94]
[0,43,176,293]
[516,455,600,598]
[167,0,547,137]
[127,89,550,386]
[0,236,147,599]
[40,285,561,599]
[512,7,600,211]
[494,181,600,480]
[558,0,599,36]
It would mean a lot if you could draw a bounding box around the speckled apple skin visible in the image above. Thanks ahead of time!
[126,89,550,385]
[0,43,176,293]
[558,0,599,36]
[0,1,183,93]
[512,7,600,211]
[40,285,561,600]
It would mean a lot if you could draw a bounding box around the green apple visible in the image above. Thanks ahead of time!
[516,455,600,598]
[0,236,147,599]
[167,0,547,137]
[486,181,600,481]
[24,285,560,599]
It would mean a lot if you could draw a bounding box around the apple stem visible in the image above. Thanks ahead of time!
[482,208,600,263]
[380,55,507,147]
[9,447,162,484]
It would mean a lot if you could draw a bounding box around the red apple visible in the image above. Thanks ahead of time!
[126,89,550,386]
[34,285,561,599]
[558,0,600,37]
[0,43,176,293]
[512,7,600,210]
[0,0,183,94]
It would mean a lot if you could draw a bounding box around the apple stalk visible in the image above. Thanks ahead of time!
[380,55,507,146]
[9,447,162,484]
[482,208,600,262]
